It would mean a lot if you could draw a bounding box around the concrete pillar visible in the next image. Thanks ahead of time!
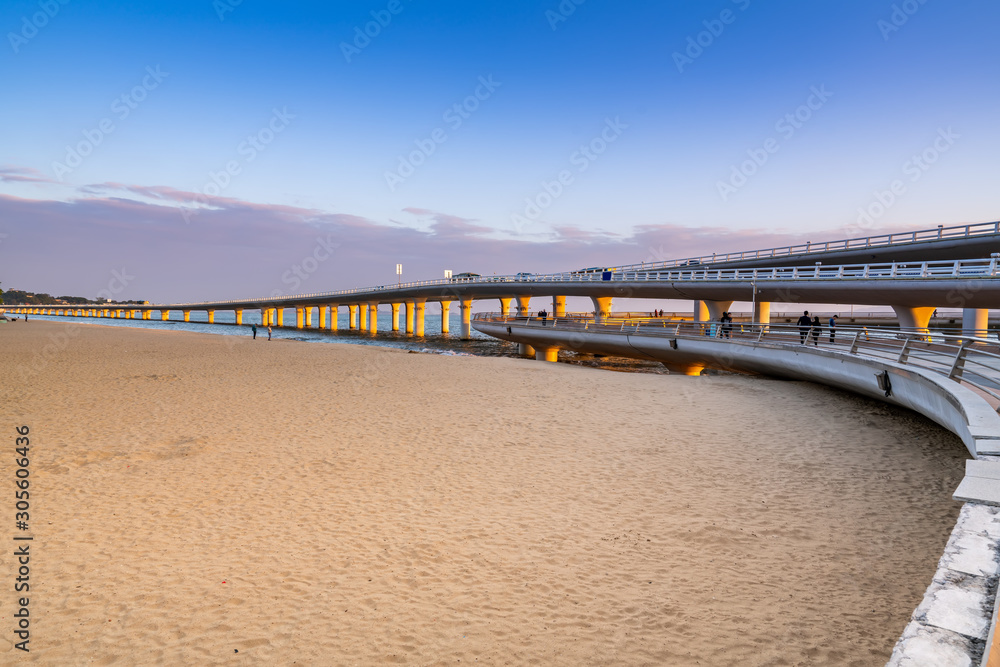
[552,295,566,318]
[499,297,513,318]
[440,300,451,334]
[367,303,378,334]
[693,301,710,323]
[414,300,426,337]
[663,362,706,376]
[260,309,268,326]
[391,303,401,331]
[405,301,415,335]
[328,305,338,331]
[182,310,190,322]
[516,295,531,317]
[359,303,368,330]
[459,298,473,340]
[892,306,935,334]
[276,309,284,327]
[305,307,313,328]
[161,310,170,321]
[963,308,989,340]
[235,309,243,325]
[143,310,151,320]
[207,310,215,324]
[703,300,734,321]
[348,304,358,330]
[753,301,771,325]
[318,306,326,330]
[295,307,305,329]
[535,347,559,362]
[591,296,613,322]
[519,343,536,357]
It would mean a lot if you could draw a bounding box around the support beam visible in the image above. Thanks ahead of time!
[753,301,771,325]
[359,303,368,330]
[891,305,934,334]
[414,300,426,337]
[459,298,473,340]
[235,309,243,325]
[183,310,191,323]
[260,309,269,326]
[440,300,451,334]
[552,295,566,318]
[516,295,531,317]
[276,308,284,327]
[534,347,559,362]
[662,362,705,376]
[591,296,613,322]
[519,343,536,357]
[207,310,215,324]
[405,301,415,335]
[348,304,358,330]
[328,305,338,331]
[499,297,513,318]
[143,310,151,320]
[305,307,313,328]
[391,303,401,331]
[702,300,734,322]
[161,310,170,321]
[963,308,989,340]
[318,306,326,330]
[295,307,305,329]
[367,303,378,334]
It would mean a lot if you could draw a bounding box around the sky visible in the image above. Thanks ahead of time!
[1,0,998,304]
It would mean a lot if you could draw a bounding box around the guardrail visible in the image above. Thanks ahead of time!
[475,314,1000,406]
[609,220,1000,273]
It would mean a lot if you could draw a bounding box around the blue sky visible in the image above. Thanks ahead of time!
[1,0,998,302]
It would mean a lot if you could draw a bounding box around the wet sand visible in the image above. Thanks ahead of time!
[0,321,968,665]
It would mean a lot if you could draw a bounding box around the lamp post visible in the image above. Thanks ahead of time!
[396,263,402,286]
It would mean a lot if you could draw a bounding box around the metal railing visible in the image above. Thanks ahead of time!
[475,314,1000,405]
[608,220,1000,273]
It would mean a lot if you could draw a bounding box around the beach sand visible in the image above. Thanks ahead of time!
[0,321,969,665]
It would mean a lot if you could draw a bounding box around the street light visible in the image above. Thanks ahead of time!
[396,263,402,285]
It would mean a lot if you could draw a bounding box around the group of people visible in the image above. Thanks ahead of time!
[250,324,272,340]
[796,311,838,345]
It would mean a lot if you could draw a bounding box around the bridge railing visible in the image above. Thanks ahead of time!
[609,220,1000,273]
[475,314,1000,405]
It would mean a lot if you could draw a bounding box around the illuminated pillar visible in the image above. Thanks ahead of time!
[305,307,313,328]
[415,300,427,337]
[891,305,934,336]
[318,306,326,330]
[348,305,358,330]
[591,296,613,322]
[161,310,170,321]
[552,295,566,318]
[359,304,368,330]
[440,300,451,334]
[295,307,305,329]
[183,310,191,322]
[535,347,559,362]
[235,309,243,325]
[276,308,284,327]
[328,305,338,331]
[207,310,215,324]
[459,298,473,340]
[516,295,531,317]
[367,303,378,334]
[962,308,988,340]
[405,301,415,335]
[391,303,401,331]
[753,301,771,325]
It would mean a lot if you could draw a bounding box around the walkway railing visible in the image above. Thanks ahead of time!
[609,220,1000,273]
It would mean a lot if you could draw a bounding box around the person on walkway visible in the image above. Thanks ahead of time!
[797,310,812,344]
[811,316,822,346]
[828,315,838,343]
[539,309,547,326]
[267,325,272,341]
[721,312,733,339]
[251,324,257,340]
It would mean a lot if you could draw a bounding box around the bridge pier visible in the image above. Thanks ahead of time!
[160,310,169,321]
[891,305,935,334]
[405,301,415,335]
[295,307,305,329]
[754,301,771,325]
[663,362,706,376]
[348,304,358,330]
[144,310,152,320]
[391,303,401,331]
[516,295,532,317]
[207,310,215,324]
[591,296,613,322]
[305,307,313,328]
[519,343,536,357]
[414,300,426,337]
[440,300,451,334]
[328,305,338,331]
[367,303,378,334]
[552,295,566,317]
[460,298,473,339]
[963,308,989,340]
[359,303,368,330]
[499,297,512,318]
[183,310,191,322]
[318,306,326,329]
[534,347,559,362]
[234,309,242,325]
[276,308,285,327]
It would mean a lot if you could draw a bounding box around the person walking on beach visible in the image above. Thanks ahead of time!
[811,316,822,346]
[797,311,812,344]
[251,324,257,340]
[828,314,838,343]
[267,325,272,341]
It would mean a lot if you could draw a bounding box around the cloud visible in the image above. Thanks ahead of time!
[0,166,54,184]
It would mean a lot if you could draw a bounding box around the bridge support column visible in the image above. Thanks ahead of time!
[234,309,242,325]
[440,301,451,334]
[367,303,378,334]
[552,295,566,318]
[753,301,771,325]
[591,296,613,322]
[260,309,268,326]
[348,304,358,330]
[295,307,305,329]
[328,305,338,331]
[183,310,191,322]
[963,308,989,340]
[499,297,512,318]
[359,303,368,330]
[161,310,170,321]
[519,343,536,357]
[662,362,705,376]
[318,306,326,330]
[143,310,151,320]
[460,298,473,339]
[516,295,531,317]
[891,305,934,335]
[534,347,559,362]
[405,301,415,335]
[391,303,401,331]
[305,307,313,328]
[702,300,734,321]
[414,300,426,337]
[276,309,285,327]
[207,310,215,324]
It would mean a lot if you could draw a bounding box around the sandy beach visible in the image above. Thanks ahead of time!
[0,320,969,665]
